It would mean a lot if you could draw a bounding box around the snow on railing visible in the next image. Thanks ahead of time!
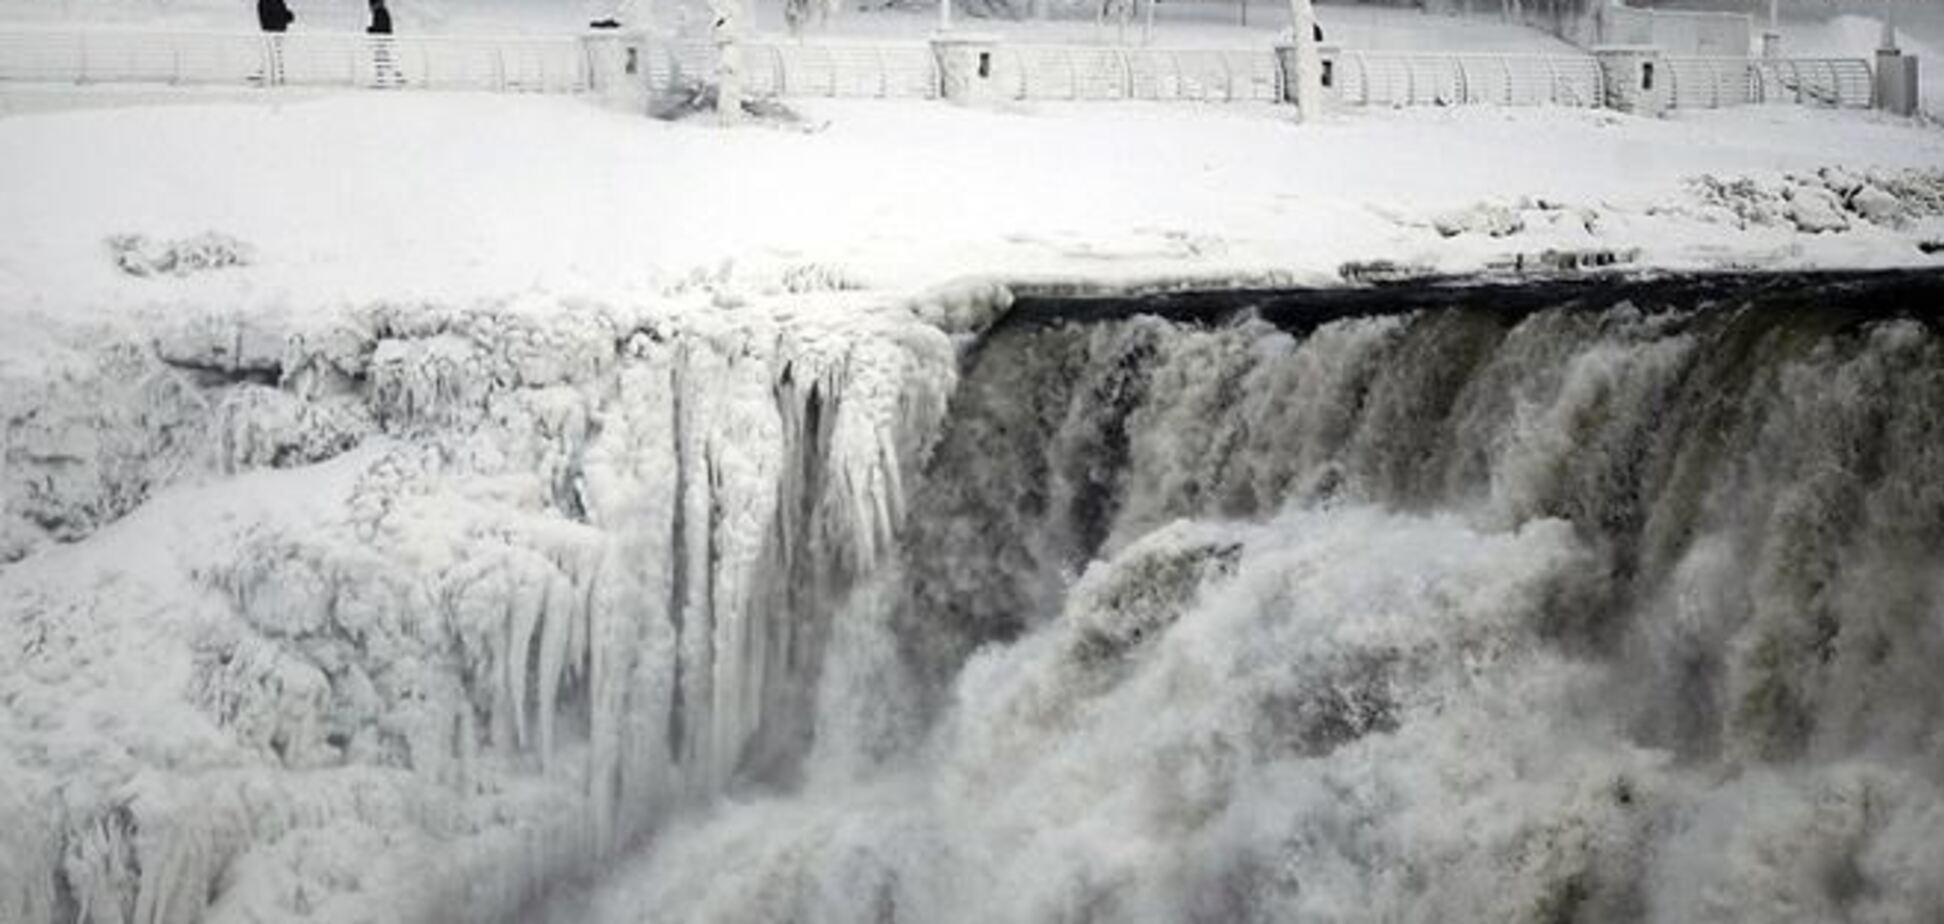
[987,46,1283,102]
[652,42,1278,103]
[1663,56,1873,110]
[645,40,939,100]
[0,27,590,92]
[0,27,1874,114]
[1330,52,1605,108]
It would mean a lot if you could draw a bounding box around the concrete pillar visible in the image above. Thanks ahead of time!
[584,30,650,110]
[1875,49,1920,116]
[1594,45,1666,117]
[933,34,1002,103]
[1275,42,1338,108]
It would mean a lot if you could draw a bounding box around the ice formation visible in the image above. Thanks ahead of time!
[0,294,960,923]
[7,273,1944,923]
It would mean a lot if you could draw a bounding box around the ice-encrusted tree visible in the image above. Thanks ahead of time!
[711,0,745,123]
[1286,0,1323,122]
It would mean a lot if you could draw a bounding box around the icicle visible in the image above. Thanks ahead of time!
[505,565,543,754]
[536,568,574,770]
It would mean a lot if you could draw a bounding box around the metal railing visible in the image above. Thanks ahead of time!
[988,46,1282,102]
[652,42,1280,103]
[0,28,590,92]
[0,27,1878,115]
[1664,56,1873,110]
[1330,52,1606,108]
[750,40,940,99]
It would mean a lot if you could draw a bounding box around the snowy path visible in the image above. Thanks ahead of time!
[2,91,1940,337]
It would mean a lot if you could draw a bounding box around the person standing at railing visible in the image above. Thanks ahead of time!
[368,0,403,88]
[254,0,294,86]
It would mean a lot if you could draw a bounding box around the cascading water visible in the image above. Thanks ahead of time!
[580,272,1944,924]
[5,273,1944,924]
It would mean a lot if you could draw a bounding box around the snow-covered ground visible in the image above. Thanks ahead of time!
[2,91,1940,328]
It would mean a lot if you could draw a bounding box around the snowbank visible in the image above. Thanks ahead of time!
[1,91,1939,334]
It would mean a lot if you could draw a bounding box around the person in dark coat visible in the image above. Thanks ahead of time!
[256,0,294,32]
[367,0,392,34]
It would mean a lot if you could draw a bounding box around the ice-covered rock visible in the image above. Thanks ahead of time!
[1847,183,1904,225]
[1432,202,1526,238]
[107,232,253,279]
[1786,183,1851,233]
[0,291,960,924]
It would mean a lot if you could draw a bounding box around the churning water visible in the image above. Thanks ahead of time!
[578,271,1944,924]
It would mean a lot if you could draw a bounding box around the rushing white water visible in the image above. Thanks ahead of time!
[583,277,1944,924]
[5,275,1944,924]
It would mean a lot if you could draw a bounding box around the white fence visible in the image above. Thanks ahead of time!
[646,40,941,99]
[0,28,590,92]
[0,27,1880,115]
[987,46,1283,102]
[1664,56,1873,110]
[1331,52,1606,108]
[650,41,1278,102]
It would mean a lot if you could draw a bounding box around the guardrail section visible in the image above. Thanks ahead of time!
[1664,56,1872,109]
[0,29,589,92]
[1332,52,1605,108]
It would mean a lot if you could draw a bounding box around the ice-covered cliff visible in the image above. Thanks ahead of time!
[0,291,970,923]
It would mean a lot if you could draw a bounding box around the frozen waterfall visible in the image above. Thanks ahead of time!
[0,297,960,924]
[6,271,1944,924]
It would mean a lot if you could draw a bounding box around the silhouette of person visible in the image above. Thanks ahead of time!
[256,0,294,32]
[368,0,401,86]
[367,0,392,35]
